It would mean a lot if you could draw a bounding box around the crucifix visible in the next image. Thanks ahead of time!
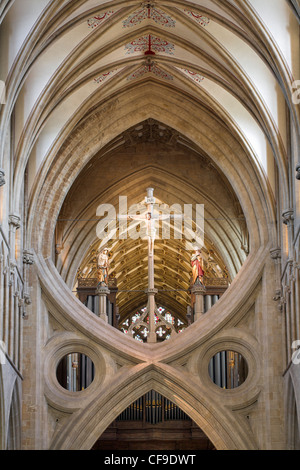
[144,187,157,342]
[120,188,179,342]
[119,188,160,342]
[119,188,205,342]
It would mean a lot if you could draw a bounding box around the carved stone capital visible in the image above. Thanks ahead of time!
[8,260,17,285]
[23,293,32,306]
[273,289,281,302]
[0,169,5,187]
[8,214,21,229]
[282,209,294,226]
[277,299,285,312]
[23,250,34,265]
[55,244,63,255]
[270,247,281,261]
[191,282,206,295]
[241,243,249,255]
[296,163,300,180]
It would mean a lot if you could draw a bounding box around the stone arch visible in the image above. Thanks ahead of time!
[48,363,258,450]
[6,379,21,450]
[285,369,300,450]
[27,81,275,259]
[11,16,290,209]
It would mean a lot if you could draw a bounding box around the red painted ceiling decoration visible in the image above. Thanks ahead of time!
[180,68,205,83]
[123,3,176,28]
[127,58,174,81]
[125,34,175,55]
[183,10,210,26]
[94,70,118,84]
[87,10,115,28]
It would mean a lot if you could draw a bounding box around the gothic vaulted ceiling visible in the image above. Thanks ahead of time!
[0,0,299,321]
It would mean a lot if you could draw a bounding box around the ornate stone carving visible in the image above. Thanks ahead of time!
[55,244,63,255]
[8,214,21,229]
[296,163,300,180]
[0,169,5,186]
[276,293,285,312]
[282,209,294,226]
[123,119,179,146]
[23,293,32,306]
[23,250,34,265]
[270,248,281,262]
[8,261,17,286]
[96,283,110,321]
[273,289,281,302]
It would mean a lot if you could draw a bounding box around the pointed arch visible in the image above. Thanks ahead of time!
[49,362,258,450]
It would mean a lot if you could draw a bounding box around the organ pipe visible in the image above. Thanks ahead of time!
[208,351,248,389]
[117,392,189,423]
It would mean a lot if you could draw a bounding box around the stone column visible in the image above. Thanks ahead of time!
[22,249,34,323]
[270,248,282,309]
[186,305,192,325]
[191,281,206,321]
[282,209,294,262]
[8,214,20,257]
[146,288,158,343]
[96,283,110,322]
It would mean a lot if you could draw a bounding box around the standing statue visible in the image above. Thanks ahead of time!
[97,248,110,285]
[191,250,205,286]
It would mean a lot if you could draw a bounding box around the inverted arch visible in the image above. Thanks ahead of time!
[48,362,258,450]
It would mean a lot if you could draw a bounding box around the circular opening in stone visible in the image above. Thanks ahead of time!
[56,352,95,392]
[208,350,248,389]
